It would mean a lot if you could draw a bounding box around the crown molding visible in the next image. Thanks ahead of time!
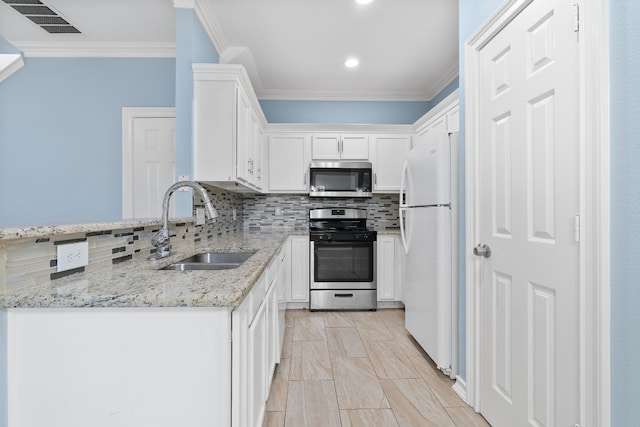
[172,0,195,8]
[256,66,459,102]
[193,0,228,56]
[13,41,176,58]
[423,62,460,99]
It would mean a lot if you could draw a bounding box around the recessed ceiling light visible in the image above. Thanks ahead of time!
[354,0,374,4]
[344,58,359,68]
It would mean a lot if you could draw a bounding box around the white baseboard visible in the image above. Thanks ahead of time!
[452,375,468,404]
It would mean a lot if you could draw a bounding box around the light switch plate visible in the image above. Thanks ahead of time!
[57,241,89,272]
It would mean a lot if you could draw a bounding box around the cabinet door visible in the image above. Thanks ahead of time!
[377,236,396,301]
[277,244,289,349]
[395,235,406,303]
[289,236,310,302]
[265,281,279,386]
[248,300,267,427]
[311,134,341,159]
[446,105,460,133]
[268,134,310,192]
[372,135,411,192]
[254,121,264,189]
[236,86,252,184]
[340,135,369,160]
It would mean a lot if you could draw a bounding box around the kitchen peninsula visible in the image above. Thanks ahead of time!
[0,219,293,427]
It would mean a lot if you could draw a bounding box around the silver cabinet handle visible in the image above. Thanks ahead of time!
[303,172,307,185]
[473,244,491,258]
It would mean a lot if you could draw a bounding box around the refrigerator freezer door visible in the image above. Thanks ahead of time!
[403,134,451,207]
[403,206,452,370]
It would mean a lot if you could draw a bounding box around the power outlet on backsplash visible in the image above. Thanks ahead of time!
[57,241,89,272]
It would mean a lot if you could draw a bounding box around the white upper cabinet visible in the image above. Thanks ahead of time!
[268,134,311,192]
[192,64,266,192]
[311,134,369,160]
[371,134,411,192]
[415,90,460,149]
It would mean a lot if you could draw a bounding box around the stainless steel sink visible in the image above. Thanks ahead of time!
[160,252,254,271]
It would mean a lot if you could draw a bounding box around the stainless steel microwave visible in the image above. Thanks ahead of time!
[308,161,373,198]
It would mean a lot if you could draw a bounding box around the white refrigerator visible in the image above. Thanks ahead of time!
[399,132,458,377]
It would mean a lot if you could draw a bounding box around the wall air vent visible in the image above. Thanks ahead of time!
[3,0,81,34]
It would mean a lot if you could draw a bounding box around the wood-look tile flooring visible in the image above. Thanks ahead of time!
[263,308,490,427]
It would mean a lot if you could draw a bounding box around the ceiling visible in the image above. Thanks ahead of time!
[0,0,459,101]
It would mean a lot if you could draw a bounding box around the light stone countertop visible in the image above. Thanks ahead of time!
[0,231,304,309]
[0,218,194,241]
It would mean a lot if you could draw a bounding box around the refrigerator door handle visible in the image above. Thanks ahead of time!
[399,207,409,254]
[399,160,408,208]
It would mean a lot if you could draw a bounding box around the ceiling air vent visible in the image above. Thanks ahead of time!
[3,0,81,34]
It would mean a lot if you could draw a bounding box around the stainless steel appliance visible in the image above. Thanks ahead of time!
[308,161,373,198]
[309,208,377,310]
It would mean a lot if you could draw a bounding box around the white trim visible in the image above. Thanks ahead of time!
[413,89,460,131]
[122,108,176,220]
[14,42,176,58]
[578,0,610,425]
[0,54,23,83]
[452,375,467,403]
[193,0,228,57]
[464,0,609,424]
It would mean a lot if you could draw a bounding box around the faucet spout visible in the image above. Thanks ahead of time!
[150,181,218,260]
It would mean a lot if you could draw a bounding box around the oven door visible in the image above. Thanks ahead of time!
[310,240,376,290]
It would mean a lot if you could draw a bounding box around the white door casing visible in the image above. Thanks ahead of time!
[122,108,176,219]
[465,1,610,426]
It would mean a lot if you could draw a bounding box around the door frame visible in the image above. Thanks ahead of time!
[121,107,176,219]
[463,1,610,426]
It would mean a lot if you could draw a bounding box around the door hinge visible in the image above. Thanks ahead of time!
[573,3,580,33]
[574,213,581,243]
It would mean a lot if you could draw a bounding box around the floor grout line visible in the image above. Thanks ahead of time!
[264,308,489,427]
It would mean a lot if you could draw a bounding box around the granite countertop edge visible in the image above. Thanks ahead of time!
[0,218,196,241]
[0,231,306,310]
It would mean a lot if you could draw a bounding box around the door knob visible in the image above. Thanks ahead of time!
[473,244,491,258]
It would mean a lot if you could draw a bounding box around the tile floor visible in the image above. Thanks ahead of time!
[262,308,491,427]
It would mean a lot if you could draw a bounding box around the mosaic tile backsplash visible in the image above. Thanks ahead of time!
[0,185,398,292]
[242,193,401,231]
[0,186,243,292]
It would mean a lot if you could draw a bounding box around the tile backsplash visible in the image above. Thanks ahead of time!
[0,185,243,292]
[242,193,400,231]
[0,186,398,292]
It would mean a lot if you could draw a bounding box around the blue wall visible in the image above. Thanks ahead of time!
[610,1,640,425]
[0,35,18,53]
[174,8,219,216]
[259,99,430,125]
[0,57,175,227]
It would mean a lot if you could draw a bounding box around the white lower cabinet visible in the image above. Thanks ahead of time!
[3,308,233,427]
[232,244,289,427]
[288,236,310,303]
[377,235,405,303]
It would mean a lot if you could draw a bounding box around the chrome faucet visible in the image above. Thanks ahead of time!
[150,181,218,260]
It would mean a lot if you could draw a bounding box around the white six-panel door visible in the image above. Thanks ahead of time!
[476,1,580,426]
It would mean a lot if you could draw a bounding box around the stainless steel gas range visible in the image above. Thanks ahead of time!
[308,208,377,311]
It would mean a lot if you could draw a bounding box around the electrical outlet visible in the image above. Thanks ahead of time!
[57,241,89,272]
[275,207,283,216]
